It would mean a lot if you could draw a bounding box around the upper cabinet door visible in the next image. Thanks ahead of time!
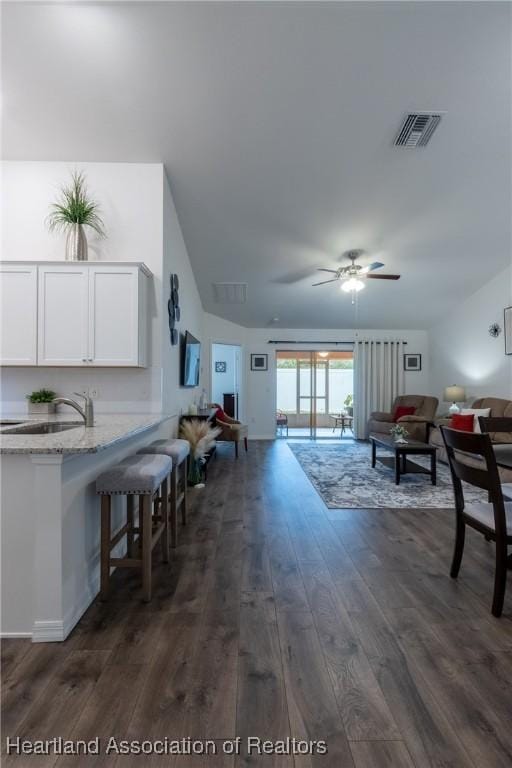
[88,266,141,366]
[38,266,89,366]
[0,265,38,365]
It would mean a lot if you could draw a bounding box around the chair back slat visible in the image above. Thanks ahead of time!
[451,460,490,492]
[440,426,508,536]
[478,416,512,436]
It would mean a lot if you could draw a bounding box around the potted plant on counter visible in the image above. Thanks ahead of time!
[344,394,354,416]
[46,170,106,261]
[26,389,57,415]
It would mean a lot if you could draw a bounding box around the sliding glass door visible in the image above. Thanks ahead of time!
[276,350,353,439]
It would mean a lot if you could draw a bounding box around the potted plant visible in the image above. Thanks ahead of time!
[26,389,57,415]
[390,423,409,443]
[344,394,353,416]
[47,170,105,261]
[179,419,221,487]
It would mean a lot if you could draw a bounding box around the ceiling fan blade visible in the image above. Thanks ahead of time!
[366,274,400,280]
[317,268,339,274]
[360,262,385,275]
[312,278,339,286]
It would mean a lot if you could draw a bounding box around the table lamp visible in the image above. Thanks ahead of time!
[443,385,466,415]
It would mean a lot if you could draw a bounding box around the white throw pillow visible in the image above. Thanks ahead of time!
[460,408,491,433]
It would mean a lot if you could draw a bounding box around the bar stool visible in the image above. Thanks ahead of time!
[138,439,190,548]
[96,453,172,602]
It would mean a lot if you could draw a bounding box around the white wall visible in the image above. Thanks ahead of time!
[203,313,430,438]
[429,266,512,407]
[161,171,204,431]
[1,161,204,427]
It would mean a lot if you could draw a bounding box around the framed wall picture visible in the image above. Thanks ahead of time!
[251,353,268,371]
[404,353,422,371]
[215,361,227,373]
[168,273,180,346]
[505,306,512,355]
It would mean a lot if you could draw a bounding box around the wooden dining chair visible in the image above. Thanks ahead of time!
[440,425,512,617]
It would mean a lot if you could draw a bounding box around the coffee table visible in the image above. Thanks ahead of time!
[370,433,437,486]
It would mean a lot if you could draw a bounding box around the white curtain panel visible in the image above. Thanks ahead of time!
[353,340,405,439]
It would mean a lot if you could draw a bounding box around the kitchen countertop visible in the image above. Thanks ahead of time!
[0,413,172,455]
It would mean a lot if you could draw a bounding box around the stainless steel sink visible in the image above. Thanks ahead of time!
[1,422,83,435]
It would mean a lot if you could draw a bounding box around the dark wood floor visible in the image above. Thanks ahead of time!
[2,440,512,767]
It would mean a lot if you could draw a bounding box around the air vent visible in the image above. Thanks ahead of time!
[212,282,247,304]
[394,113,442,148]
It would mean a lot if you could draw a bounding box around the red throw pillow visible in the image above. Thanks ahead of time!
[393,406,416,422]
[451,414,474,432]
[215,407,228,422]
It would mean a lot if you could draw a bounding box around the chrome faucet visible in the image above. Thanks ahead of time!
[52,393,94,427]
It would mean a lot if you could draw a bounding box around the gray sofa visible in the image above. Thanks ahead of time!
[367,394,439,443]
[429,396,512,482]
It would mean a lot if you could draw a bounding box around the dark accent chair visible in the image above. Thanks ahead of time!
[440,425,512,617]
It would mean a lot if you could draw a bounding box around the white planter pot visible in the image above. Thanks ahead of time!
[28,402,56,415]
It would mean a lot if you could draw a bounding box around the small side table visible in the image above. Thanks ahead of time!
[330,412,354,436]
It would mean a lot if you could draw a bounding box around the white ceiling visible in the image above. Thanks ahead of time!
[2,1,511,329]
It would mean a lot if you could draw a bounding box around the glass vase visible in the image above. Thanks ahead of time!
[188,457,202,486]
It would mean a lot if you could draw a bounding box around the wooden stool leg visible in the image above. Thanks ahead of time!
[126,495,135,558]
[170,465,178,549]
[142,495,152,602]
[100,495,111,601]
[138,494,144,555]
[161,476,169,563]
[181,459,188,525]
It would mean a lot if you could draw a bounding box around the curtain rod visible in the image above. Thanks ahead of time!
[267,340,408,345]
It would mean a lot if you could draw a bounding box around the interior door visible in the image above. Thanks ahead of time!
[233,347,241,419]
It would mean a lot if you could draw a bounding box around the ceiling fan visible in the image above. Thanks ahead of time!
[312,250,400,301]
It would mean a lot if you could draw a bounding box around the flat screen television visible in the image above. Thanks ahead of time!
[181,331,201,387]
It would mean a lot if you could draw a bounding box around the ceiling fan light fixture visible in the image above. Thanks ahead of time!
[341,277,365,293]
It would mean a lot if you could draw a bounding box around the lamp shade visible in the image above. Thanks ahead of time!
[443,385,465,403]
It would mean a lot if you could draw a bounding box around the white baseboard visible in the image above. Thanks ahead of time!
[31,579,98,643]
[0,631,32,639]
[32,620,66,643]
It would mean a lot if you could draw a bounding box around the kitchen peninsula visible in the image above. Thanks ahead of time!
[1,412,172,641]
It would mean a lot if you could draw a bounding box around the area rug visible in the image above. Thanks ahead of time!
[288,441,487,509]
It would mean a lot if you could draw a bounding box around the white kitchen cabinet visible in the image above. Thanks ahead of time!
[88,266,147,367]
[0,261,150,367]
[38,265,89,366]
[0,264,38,365]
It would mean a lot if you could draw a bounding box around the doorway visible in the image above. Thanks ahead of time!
[211,343,242,419]
[275,350,354,439]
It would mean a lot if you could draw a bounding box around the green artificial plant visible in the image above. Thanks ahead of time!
[26,389,57,404]
[46,171,105,235]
